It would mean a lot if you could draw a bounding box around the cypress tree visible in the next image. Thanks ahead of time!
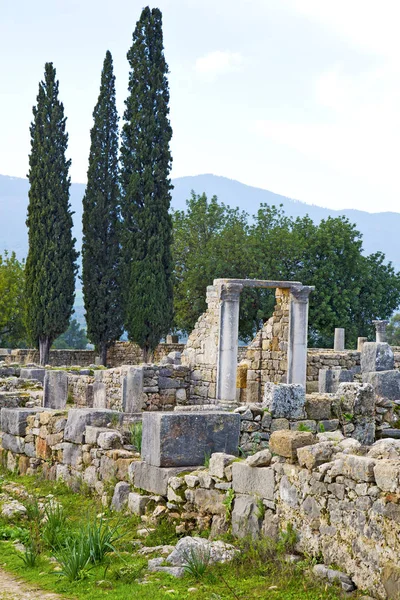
[120,6,173,360]
[26,63,78,366]
[82,51,123,366]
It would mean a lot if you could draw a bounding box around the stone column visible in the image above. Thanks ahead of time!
[357,337,368,352]
[216,282,243,406]
[373,320,389,343]
[287,286,314,387]
[334,328,345,351]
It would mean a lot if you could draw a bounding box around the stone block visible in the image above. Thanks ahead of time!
[84,426,109,446]
[363,370,400,401]
[111,481,130,511]
[373,460,400,492]
[128,492,151,515]
[361,342,394,373]
[297,442,335,470]
[1,433,25,454]
[209,452,237,479]
[269,430,315,459]
[305,395,332,420]
[93,382,107,409]
[64,409,122,444]
[341,455,376,482]
[335,383,375,445]
[1,408,43,436]
[231,494,262,539]
[129,461,195,496]
[185,488,225,515]
[19,368,46,384]
[36,437,51,459]
[245,449,272,467]
[263,383,306,419]
[122,367,144,413]
[141,411,240,467]
[318,369,353,394]
[232,462,275,499]
[62,442,82,467]
[97,430,123,450]
[43,370,68,409]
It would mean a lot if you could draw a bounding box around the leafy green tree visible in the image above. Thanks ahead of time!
[25,63,78,365]
[82,51,123,366]
[52,318,89,349]
[0,251,27,347]
[120,6,174,360]
[387,313,400,346]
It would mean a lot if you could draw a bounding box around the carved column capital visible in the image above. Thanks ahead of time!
[219,282,243,302]
[290,285,314,303]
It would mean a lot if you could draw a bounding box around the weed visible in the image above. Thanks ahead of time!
[86,515,122,564]
[278,522,298,553]
[183,545,210,580]
[113,561,146,583]
[110,413,120,428]
[67,390,75,405]
[251,432,262,453]
[204,449,211,468]
[255,497,266,520]
[222,488,235,520]
[42,499,66,549]
[129,421,142,453]
[0,524,29,543]
[53,531,91,581]
[297,423,311,432]
[24,496,41,523]
[18,535,40,567]
[318,422,326,433]
[343,412,353,422]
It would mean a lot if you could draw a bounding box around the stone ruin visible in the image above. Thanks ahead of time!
[3,284,400,597]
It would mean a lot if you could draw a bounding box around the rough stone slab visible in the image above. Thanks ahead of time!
[97,430,123,450]
[1,433,25,454]
[245,449,272,468]
[269,430,315,459]
[129,461,196,496]
[43,370,68,409]
[93,381,107,409]
[19,368,46,384]
[361,342,394,373]
[334,383,375,445]
[84,426,109,446]
[141,411,240,467]
[262,383,306,419]
[297,442,335,470]
[63,409,122,444]
[122,367,144,413]
[231,494,261,539]
[185,487,225,515]
[363,370,400,401]
[111,481,131,511]
[128,492,151,515]
[341,454,376,482]
[373,460,400,492]
[305,395,332,420]
[1,408,44,436]
[209,452,237,479]
[232,462,275,499]
[318,369,353,394]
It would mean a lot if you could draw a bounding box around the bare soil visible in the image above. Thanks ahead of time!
[0,568,62,599]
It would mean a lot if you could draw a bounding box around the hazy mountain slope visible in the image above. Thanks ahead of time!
[1,173,399,270]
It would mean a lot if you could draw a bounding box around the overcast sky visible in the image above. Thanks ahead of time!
[1,0,399,212]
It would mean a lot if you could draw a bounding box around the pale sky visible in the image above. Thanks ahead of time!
[1,0,399,212]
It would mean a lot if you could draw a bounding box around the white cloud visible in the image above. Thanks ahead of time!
[195,50,243,81]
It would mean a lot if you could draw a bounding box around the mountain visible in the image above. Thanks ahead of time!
[1,173,400,270]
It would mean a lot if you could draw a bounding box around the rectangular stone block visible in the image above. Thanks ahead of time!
[363,370,400,401]
[232,462,275,499]
[263,383,305,419]
[1,432,25,454]
[129,461,194,495]
[361,342,394,373]
[20,368,46,384]
[1,408,43,436]
[305,395,332,420]
[318,369,353,394]
[43,370,68,409]
[141,411,240,467]
[93,381,107,409]
[269,430,315,459]
[122,367,144,413]
[64,409,122,444]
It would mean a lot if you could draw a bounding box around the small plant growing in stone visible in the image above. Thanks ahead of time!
[318,422,326,433]
[67,390,75,405]
[129,421,142,453]
[110,413,120,428]
[204,450,211,468]
[183,545,211,580]
[255,497,266,520]
[278,522,298,553]
[222,488,235,520]
[297,423,311,432]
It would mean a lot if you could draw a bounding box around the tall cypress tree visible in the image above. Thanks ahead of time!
[120,6,173,360]
[26,63,78,366]
[82,51,123,366]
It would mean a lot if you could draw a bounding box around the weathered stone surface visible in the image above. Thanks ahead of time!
[334,383,375,445]
[185,487,225,515]
[61,442,82,467]
[263,383,306,419]
[297,442,335,470]
[122,367,144,413]
[128,492,150,515]
[111,481,130,511]
[361,342,394,373]
[166,536,237,567]
[1,433,25,454]
[84,426,109,446]
[92,381,107,409]
[363,370,400,401]
[1,408,43,436]
[129,461,195,495]
[305,395,332,420]
[141,411,240,467]
[232,462,275,499]
[313,564,355,592]
[368,439,400,460]
[382,563,400,598]
[231,494,262,538]
[1,500,27,518]
[269,430,315,459]
[341,454,376,482]
[97,430,123,450]
[43,370,68,409]
[209,452,237,479]
[318,369,353,394]
[64,409,122,444]
[20,368,46,384]
[373,460,400,492]
[245,449,272,468]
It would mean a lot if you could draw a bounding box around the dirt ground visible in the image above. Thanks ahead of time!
[0,568,62,599]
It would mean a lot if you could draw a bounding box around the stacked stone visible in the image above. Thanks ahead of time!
[307,350,360,393]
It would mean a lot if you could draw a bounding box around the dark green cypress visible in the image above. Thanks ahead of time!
[25,63,78,366]
[82,51,123,366]
[120,6,173,360]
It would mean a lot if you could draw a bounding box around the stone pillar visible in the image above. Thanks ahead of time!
[287,286,313,387]
[373,320,389,343]
[216,282,243,406]
[357,337,368,352]
[43,370,68,409]
[334,328,345,351]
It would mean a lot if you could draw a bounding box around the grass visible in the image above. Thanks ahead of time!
[129,421,143,452]
[0,468,362,599]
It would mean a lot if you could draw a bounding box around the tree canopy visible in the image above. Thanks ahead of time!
[0,252,27,348]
